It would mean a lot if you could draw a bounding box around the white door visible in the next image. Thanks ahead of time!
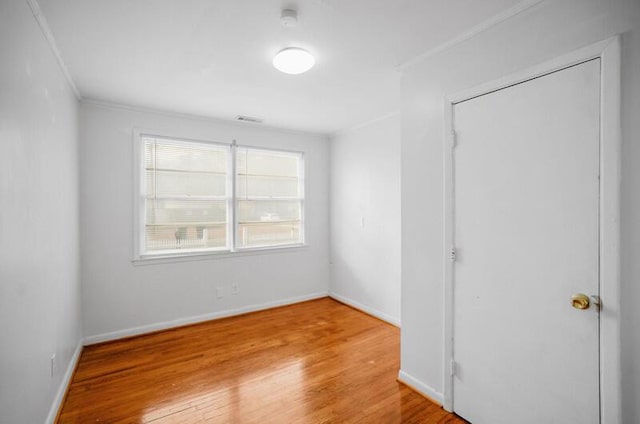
[452,59,601,424]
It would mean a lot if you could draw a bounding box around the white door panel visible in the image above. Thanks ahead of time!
[453,59,601,424]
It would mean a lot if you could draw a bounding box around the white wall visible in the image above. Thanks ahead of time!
[399,0,640,422]
[0,0,82,422]
[79,102,330,340]
[329,114,401,325]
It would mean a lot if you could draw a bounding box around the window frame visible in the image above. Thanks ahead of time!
[132,129,307,263]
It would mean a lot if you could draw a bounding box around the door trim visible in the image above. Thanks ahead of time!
[442,36,621,423]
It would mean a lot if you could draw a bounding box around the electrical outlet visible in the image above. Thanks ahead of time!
[216,287,224,299]
[50,354,56,378]
[232,284,239,295]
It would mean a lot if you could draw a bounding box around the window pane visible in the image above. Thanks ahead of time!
[236,176,298,198]
[234,147,303,248]
[145,224,227,252]
[236,148,299,177]
[236,148,302,198]
[147,199,227,225]
[144,137,228,198]
[142,135,230,255]
[147,170,226,197]
[236,200,301,248]
[236,200,300,223]
[151,138,227,173]
[237,221,301,248]
[145,199,227,252]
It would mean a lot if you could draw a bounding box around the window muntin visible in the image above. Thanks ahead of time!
[138,135,304,258]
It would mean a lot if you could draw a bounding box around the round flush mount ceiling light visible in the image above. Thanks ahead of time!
[273,47,315,75]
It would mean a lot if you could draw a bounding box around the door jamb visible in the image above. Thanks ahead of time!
[442,36,621,424]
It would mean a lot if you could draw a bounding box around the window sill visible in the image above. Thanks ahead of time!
[132,243,308,266]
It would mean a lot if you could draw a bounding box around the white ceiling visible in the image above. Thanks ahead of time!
[38,0,522,134]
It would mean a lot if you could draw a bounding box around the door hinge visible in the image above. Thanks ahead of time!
[449,247,456,262]
[451,359,457,376]
[451,130,457,148]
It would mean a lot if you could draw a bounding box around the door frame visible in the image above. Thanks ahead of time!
[442,36,621,423]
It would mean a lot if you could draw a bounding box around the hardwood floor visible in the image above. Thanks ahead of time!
[58,297,466,423]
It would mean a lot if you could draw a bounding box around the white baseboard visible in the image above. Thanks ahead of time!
[328,291,400,327]
[84,291,329,345]
[45,340,83,424]
[397,370,443,405]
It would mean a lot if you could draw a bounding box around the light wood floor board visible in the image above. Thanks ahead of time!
[57,297,466,423]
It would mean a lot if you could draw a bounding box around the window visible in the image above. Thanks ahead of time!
[137,134,304,258]
[236,147,304,248]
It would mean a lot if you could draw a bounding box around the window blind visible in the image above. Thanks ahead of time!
[235,147,304,248]
[142,136,229,253]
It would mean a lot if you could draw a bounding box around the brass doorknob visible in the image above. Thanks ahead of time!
[571,294,590,310]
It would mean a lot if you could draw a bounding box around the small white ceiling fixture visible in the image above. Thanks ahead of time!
[273,47,315,75]
[280,9,298,27]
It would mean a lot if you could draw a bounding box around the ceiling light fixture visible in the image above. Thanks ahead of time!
[273,9,315,75]
[273,47,315,75]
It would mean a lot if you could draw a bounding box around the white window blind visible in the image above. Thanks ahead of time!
[142,136,230,254]
[235,147,304,248]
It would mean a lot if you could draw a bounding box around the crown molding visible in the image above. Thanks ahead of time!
[330,111,400,139]
[25,0,81,99]
[397,0,545,71]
